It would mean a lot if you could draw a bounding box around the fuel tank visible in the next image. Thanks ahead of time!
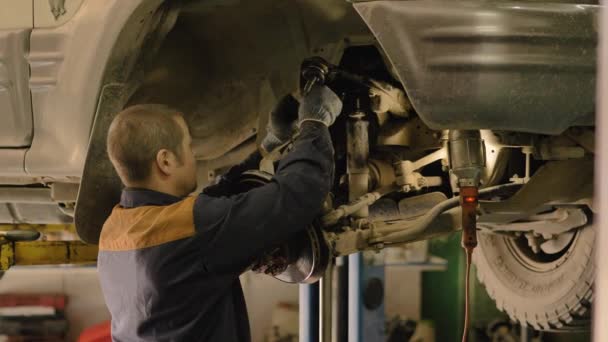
[353,1,599,134]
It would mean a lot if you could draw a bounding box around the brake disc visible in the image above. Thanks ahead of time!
[237,170,330,284]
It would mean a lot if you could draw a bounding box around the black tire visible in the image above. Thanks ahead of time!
[473,224,595,331]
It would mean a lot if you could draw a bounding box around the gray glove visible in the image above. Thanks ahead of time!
[298,85,343,127]
[261,94,299,152]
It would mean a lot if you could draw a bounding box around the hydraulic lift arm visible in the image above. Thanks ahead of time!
[0,226,98,271]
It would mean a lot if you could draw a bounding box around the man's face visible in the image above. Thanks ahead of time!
[174,116,198,196]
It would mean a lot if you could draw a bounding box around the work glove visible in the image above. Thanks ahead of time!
[298,85,343,127]
[261,94,299,152]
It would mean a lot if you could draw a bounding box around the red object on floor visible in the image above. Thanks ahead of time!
[77,321,111,342]
[0,294,67,310]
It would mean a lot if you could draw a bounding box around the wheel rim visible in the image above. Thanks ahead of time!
[505,229,579,273]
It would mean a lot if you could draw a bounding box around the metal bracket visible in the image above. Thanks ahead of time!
[478,208,588,239]
[393,148,447,192]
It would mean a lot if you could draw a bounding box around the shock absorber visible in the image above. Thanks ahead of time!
[347,100,370,218]
[448,130,485,342]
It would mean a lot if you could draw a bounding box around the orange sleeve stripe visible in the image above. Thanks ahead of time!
[99,196,196,251]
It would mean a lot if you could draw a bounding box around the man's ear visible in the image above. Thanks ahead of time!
[155,149,172,176]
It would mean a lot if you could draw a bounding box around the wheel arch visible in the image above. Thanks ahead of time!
[74,0,180,243]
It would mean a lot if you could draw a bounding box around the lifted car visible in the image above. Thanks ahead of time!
[0,0,599,332]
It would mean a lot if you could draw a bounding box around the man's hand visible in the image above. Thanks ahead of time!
[298,85,343,127]
[261,94,299,152]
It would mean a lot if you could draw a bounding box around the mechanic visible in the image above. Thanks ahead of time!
[96,85,342,341]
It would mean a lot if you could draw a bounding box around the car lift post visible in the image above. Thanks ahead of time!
[300,283,320,342]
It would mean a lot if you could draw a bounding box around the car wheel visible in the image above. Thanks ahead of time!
[473,224,594,331]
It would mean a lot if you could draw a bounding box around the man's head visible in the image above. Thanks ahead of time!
[107,104,198,197]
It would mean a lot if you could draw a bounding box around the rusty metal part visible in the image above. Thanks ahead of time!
[347,108,371,218]
[300,56,411,114]
[368,79,411,117]
[394,160,443,193]
[392,148,448,192]
[368,159,396,189]
[328,206,461,256]
[402,148,448,173]
[321,186,396,227]
[396,192,448,220]
[301,55,411,119]
[0,241,98,271]
[365,192,448,224]
[377,116,442,149]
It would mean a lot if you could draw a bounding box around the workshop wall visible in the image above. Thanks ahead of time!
[0,267,426,342]
[242,272,299,342]
[243,267,424,341]
[0,267,110,341]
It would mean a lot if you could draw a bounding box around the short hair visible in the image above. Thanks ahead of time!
[107,104,184,184]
